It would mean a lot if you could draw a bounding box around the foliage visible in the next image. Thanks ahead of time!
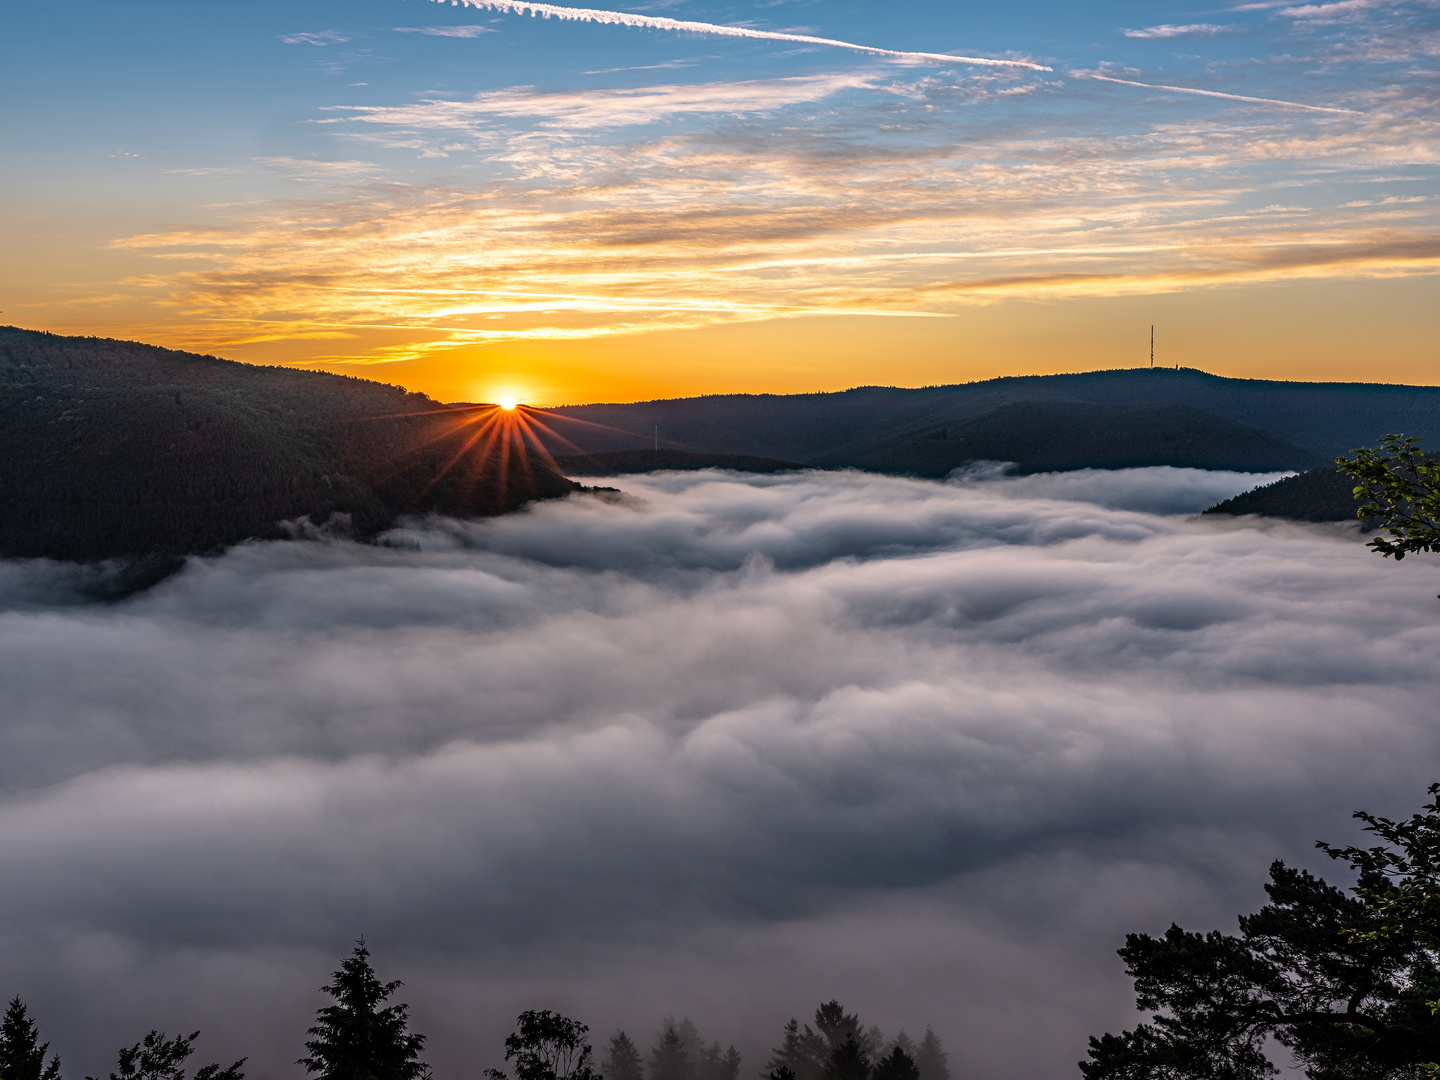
[1081,790,1440,1080]
[485,1011,598,1080]
[913,1030,948,1080]
[765,1005,939,1080]
[0,998,61,1080]
[298,940,428,1080]
[821,1036,870,1080]
[1202,467,1370,524]
[1337,434,1440,561]
[696,1041,741,1080]
[603,1033,645,1080]
[86,1030,244,1080]
[647,1024,689,1080]
[871,1048,919,1080]
[1318,782,1440,950]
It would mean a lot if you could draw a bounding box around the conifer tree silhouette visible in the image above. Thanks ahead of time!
[298,940,428,1080]
[913,1031,947,1080]
[0,998,61,1080]
[603,1032,644,1080]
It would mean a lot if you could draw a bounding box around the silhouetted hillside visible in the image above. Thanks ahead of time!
[531,368,1440,466]
[809,401,1320,476]
[1204,467,1370,523]
[0,328,576,573]
[555,449,804,475]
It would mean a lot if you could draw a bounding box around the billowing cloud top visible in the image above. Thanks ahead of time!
[2,466,1439,1080]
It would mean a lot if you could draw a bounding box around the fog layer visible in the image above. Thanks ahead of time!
[1,467,1436,1080]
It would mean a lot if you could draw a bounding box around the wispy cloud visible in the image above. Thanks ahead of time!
[1124,23,1239,38]
[113,80,1440,360]
[333,73,880,129]
[430,0,1052,69]
[253,157,385,181]
[1280,0,1393,20]
[278,29,351,45]
[394,24,498,37]
[1077,71,1357,113]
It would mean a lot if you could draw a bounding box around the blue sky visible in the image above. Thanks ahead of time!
[3,0,1437,400]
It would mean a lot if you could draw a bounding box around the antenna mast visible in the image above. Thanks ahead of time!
[1150,325,1154,369]
[654,424,658,451]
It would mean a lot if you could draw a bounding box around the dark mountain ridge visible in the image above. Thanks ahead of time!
[807,401,1318,476]
[0,327,576,577]
[535,367,1440,466]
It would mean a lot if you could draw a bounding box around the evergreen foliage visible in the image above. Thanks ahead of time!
[85,1030,244,1080]
[604,1033,645,1080]
[764,1004,937,1080]
[763,1021,813,1080]
[0,998,61,1080]
[913,1030,948,1080]
[1082,787,1440,1080]
[821,1036,870,1080]
[871,1047,919,1080]
[1203,466,1369,523]
[648,1025,689,1080]
[298,941,428,1080]
[485,1012,598,1080]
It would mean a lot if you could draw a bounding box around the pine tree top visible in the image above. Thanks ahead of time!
[298,940,429,1080]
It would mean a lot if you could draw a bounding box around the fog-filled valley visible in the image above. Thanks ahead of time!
[2,465,1438,1080]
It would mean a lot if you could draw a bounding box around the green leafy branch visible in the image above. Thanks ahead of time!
[1338,435,1440,560]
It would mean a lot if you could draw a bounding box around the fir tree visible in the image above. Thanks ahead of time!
[85,1030,244,1080]
[0,998,61,1080]
[870,1048,918,1080]
[811,1006,858,1053]
[298,940,428,1080]
[881,1035,913,1062]
[762,1022,809,1080]
[718,1047,741,1080]
[647,1025,688,1080]
[821,1036,868,1080]
[603,1033,644,1080]
[912,1030,947,1080]
[696,1042,721,1080]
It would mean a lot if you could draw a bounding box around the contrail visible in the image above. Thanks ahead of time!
[1078,71,1356,114]
[430,0,1052,70]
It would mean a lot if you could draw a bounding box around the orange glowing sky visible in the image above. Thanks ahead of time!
[3,0,1437,403]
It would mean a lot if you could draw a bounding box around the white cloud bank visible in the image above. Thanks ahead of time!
[1,467,1438,1080]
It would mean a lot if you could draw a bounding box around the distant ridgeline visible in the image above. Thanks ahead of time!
[4,327,1428,579]
[534,368,1440,475]
[0,327,576,581]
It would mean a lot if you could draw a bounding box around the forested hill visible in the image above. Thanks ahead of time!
[533,368,1440,467]
[0,327,576,573]
[807,401,1317,476]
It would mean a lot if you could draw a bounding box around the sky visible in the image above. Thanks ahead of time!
[2,0,1437,403]
[3,466,1440,1080]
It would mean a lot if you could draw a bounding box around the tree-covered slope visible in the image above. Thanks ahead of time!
[1203,466,1371,523]
[0,327,576,565]
[810,401,1321,476]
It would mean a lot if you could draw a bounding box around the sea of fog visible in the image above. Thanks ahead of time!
[2,466,1439,1080]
